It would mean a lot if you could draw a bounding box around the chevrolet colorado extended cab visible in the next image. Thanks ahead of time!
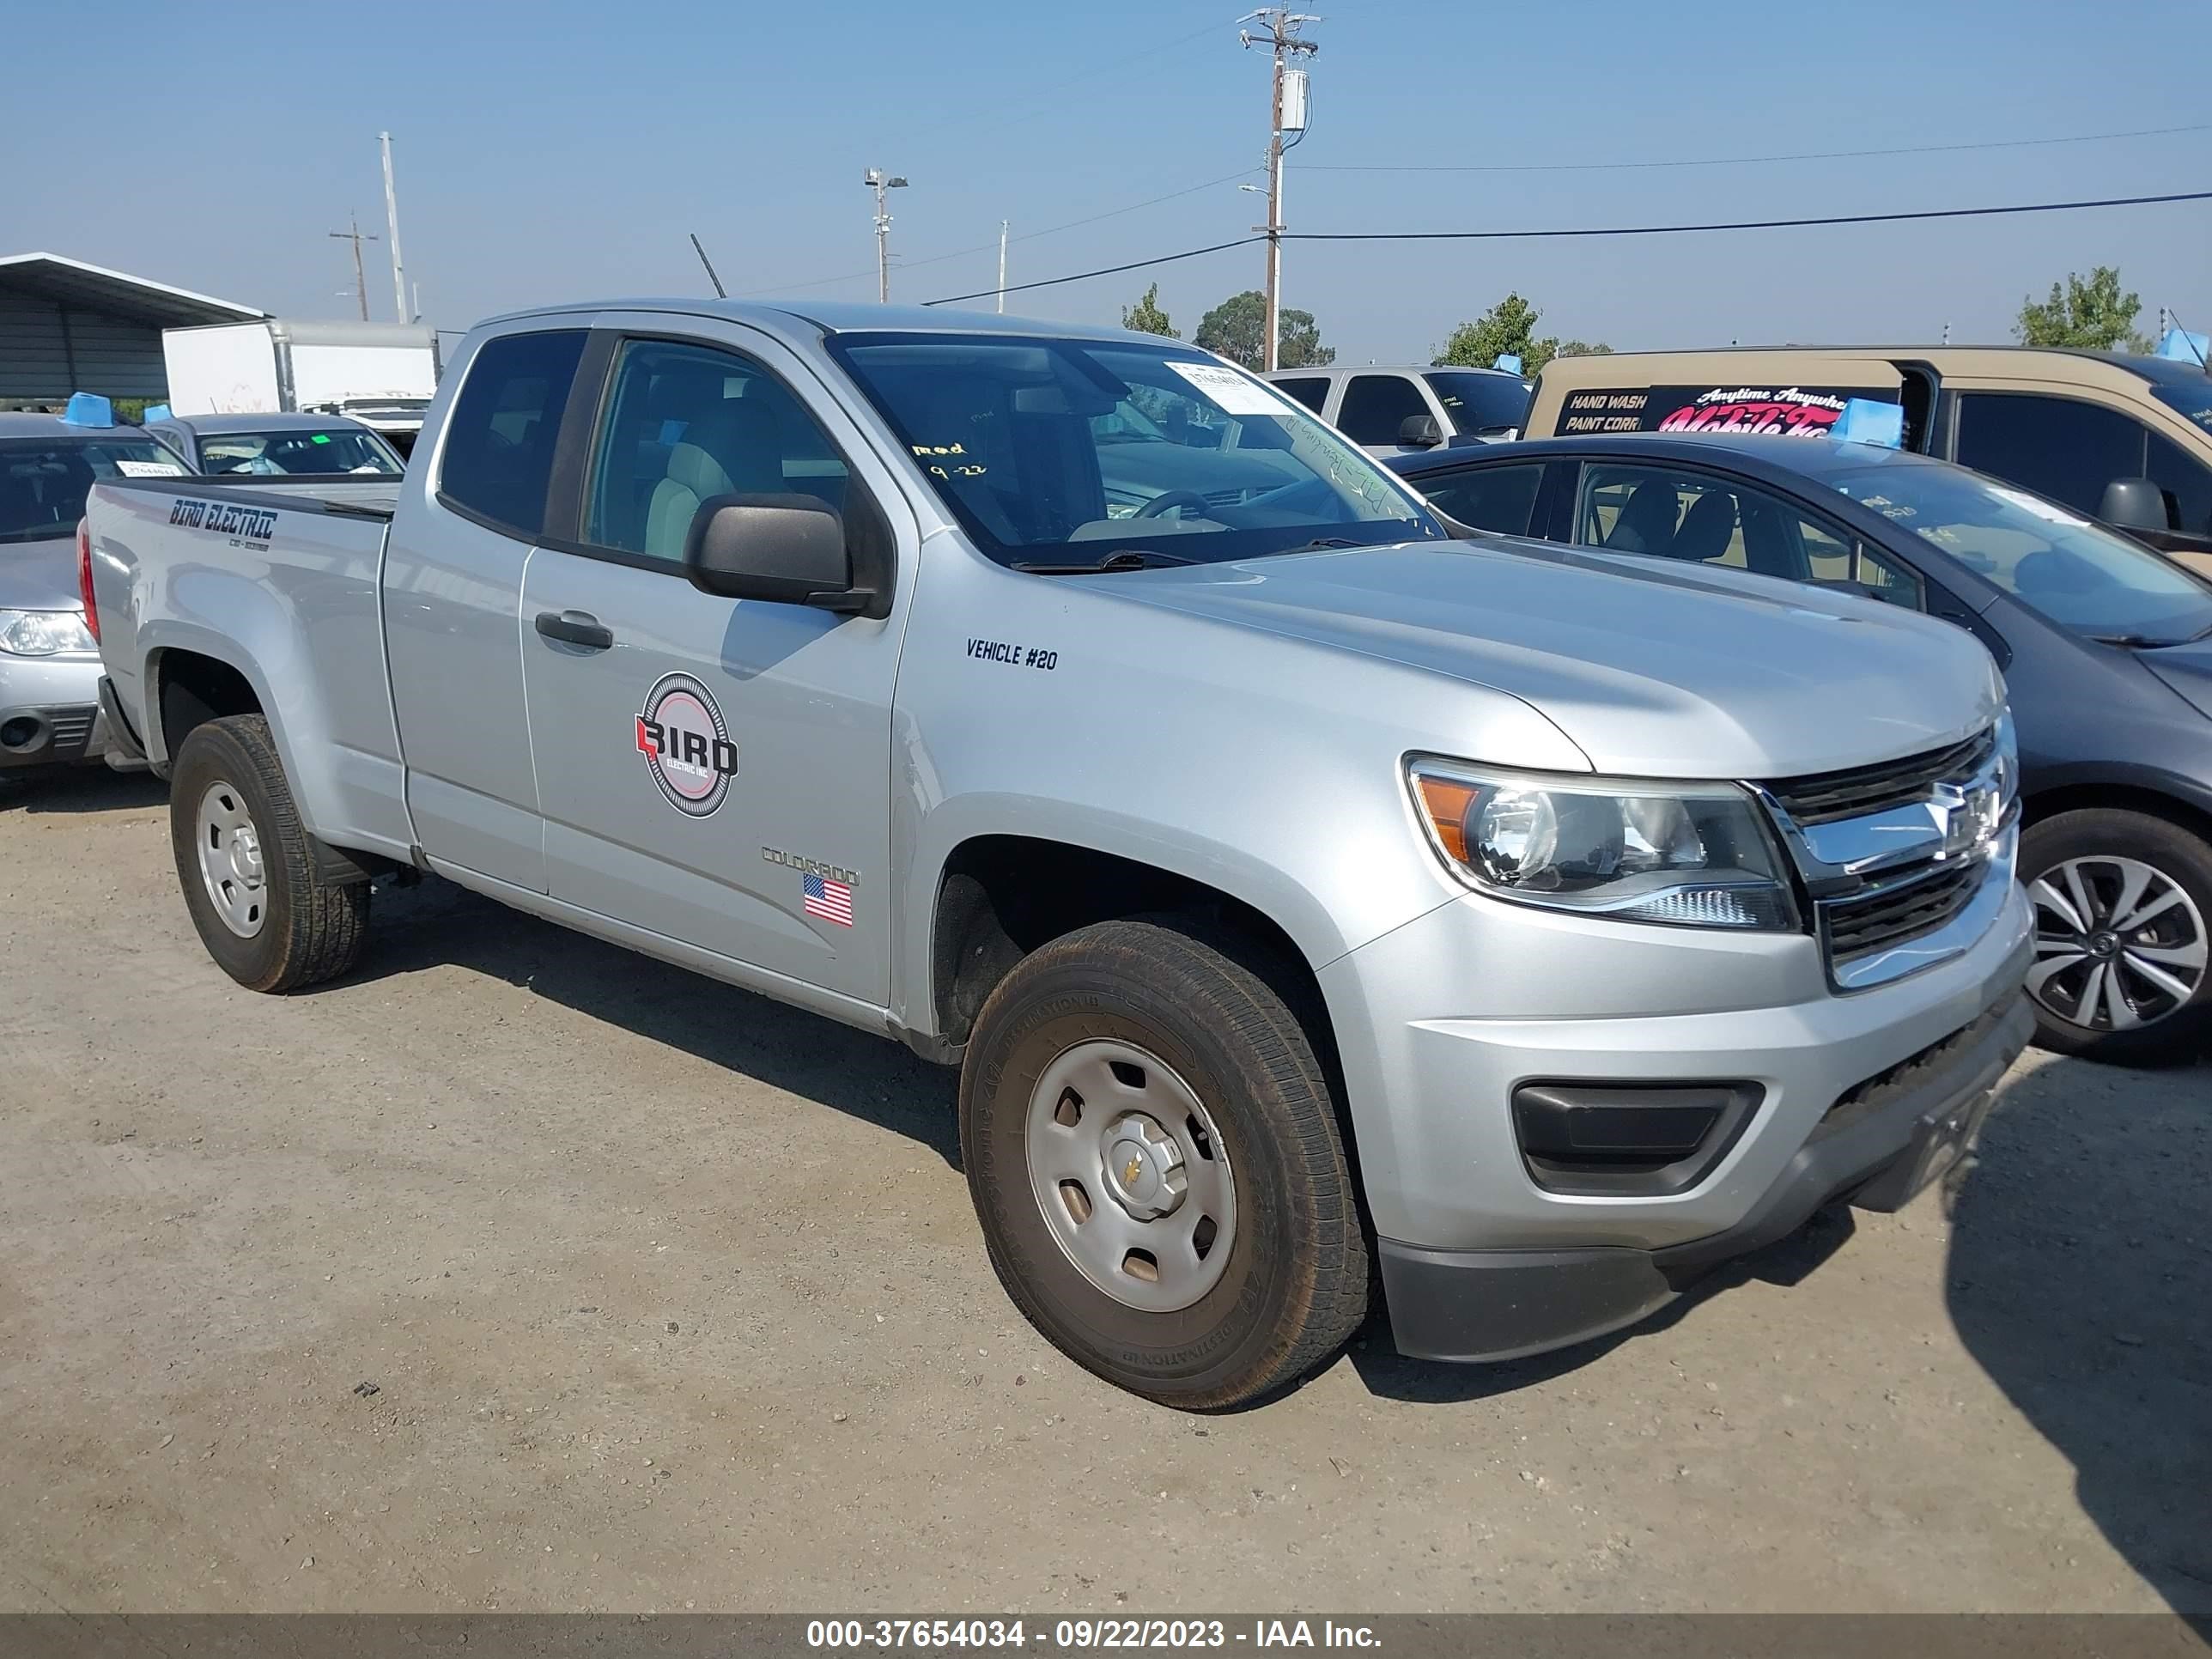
[85,301,2033,1407]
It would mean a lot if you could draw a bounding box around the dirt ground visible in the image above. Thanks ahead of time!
[2,766,2205,1617]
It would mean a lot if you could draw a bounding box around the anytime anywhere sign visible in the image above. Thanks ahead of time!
[1559,384,1898,437]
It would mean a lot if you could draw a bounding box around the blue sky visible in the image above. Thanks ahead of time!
[9,0,2209,362]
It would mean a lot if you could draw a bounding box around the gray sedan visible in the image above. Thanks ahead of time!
[144,411,404,477]
[1,410,186,770]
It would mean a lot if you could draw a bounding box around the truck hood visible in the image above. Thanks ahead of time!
[1109,539,2003,779]
[0,534,85,612]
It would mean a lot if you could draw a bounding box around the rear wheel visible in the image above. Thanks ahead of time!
[960,919,1367,1409]
[2021,809,2212,1066]
[169,714,369,992]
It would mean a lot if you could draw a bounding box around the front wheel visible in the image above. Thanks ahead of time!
[2021,809,2212,1066]
[960,919,1368,1409]
[168,714,370,993]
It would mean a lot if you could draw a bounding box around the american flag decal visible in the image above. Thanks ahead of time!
[803,872,854,927]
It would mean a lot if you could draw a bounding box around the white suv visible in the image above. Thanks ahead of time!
[1264,364,1532,457]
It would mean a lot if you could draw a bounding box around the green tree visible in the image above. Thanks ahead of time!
[1120,283,1179,337]
[1433,292,1611,376]
[1194,289,1335,370]
[2014,266,2149,351]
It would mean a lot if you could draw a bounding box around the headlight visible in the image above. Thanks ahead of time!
[1407,757,1799,931]
[0,609,97,657]
[1991,708,2019,811]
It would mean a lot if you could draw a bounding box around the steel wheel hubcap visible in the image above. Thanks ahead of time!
[1024,1039,1236,1313]
[2027,855,2206,1032]
[195,780,268,939]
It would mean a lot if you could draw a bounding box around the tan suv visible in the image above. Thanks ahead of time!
[1523,346,2212,577]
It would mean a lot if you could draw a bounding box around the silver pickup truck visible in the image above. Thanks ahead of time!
[85,300,2033,1408]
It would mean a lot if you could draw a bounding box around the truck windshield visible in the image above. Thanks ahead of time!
[828,331,1443,565]
[1828,459,2212,646]
[0,435,186,545]
[1424,371,1532,436]
[199,429,403,477]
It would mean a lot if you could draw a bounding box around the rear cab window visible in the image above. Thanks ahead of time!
[436,330,589,538]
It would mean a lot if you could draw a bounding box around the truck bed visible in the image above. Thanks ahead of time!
[85,473,414,864]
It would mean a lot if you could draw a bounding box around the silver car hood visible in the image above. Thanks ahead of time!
[1110,539,2003,780]
[0,534,84,612]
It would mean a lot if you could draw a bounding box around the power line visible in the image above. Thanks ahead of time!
[1293,120,2212,174]
[736,167,1259,298]
[921,187,2212,306]
[927,236,1263,307]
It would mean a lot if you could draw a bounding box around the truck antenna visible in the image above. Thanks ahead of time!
[690,233,727,300]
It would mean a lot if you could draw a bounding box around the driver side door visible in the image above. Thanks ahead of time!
[516,319,920,1008]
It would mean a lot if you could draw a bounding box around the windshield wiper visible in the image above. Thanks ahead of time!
[2090,632,2189,649]
[1010,548,1201,574]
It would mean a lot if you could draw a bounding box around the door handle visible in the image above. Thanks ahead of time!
[535,610,613,650]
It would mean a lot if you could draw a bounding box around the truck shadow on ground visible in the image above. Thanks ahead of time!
[1352,1046,2212,1621]
[346,875,963,1167]
[1942,1051,2212,1620]
[0,767,167,815]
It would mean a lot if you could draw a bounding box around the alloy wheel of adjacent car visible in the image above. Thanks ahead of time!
[2020,809,2212,1066]
[2027,856,2206,1033]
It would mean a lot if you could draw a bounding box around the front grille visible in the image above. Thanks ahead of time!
[1768,727,1995,825]
[1823,860,1984,966]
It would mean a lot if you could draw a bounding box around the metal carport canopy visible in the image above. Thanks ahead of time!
[0,251,264,403]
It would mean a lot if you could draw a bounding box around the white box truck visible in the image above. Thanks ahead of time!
[160,320,441,456]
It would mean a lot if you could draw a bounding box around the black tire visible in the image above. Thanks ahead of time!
[959,918,1367,1409]
[168,714,369,993]
[2020,808,2212,1066]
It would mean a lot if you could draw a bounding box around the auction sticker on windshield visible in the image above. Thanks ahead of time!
[1165,361,1289,416]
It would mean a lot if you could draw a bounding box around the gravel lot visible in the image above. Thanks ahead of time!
[3,767,2205,1616]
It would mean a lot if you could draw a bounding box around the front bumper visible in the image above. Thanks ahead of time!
[1317,861,2033,1364]
[1,652,107,769]
[1376,993,2031,1362]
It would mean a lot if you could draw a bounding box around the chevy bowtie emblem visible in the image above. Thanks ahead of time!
[1122,1157,1143,1189]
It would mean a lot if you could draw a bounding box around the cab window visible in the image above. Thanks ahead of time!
[1336,374,1431,446]
[2148,431,2212,538]
[1417,462,1544,536]
[582,338,849,568]
[438,329,587,538]
[1270,377,1330,415]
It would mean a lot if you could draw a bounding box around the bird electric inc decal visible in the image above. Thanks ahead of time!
[635,673,738,817]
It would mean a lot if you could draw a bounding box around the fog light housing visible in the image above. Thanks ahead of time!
[1511,1081,1763,1196]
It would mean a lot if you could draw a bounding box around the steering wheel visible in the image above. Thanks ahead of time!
[1135,489,1212,520]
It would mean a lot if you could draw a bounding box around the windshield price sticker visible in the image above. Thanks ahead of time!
[113,459,185,477]
[1164,361,1290,417]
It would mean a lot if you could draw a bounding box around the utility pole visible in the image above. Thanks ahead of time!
[1241,9,1318,372]
[328,213,378,322]
[379,132,408,324]
[864,167,908,303]
[997,220,1009,313]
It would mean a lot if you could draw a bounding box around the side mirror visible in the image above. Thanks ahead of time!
[2098,477,2172,534]
[684,494,872,612]
[1398,413,1445,449]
